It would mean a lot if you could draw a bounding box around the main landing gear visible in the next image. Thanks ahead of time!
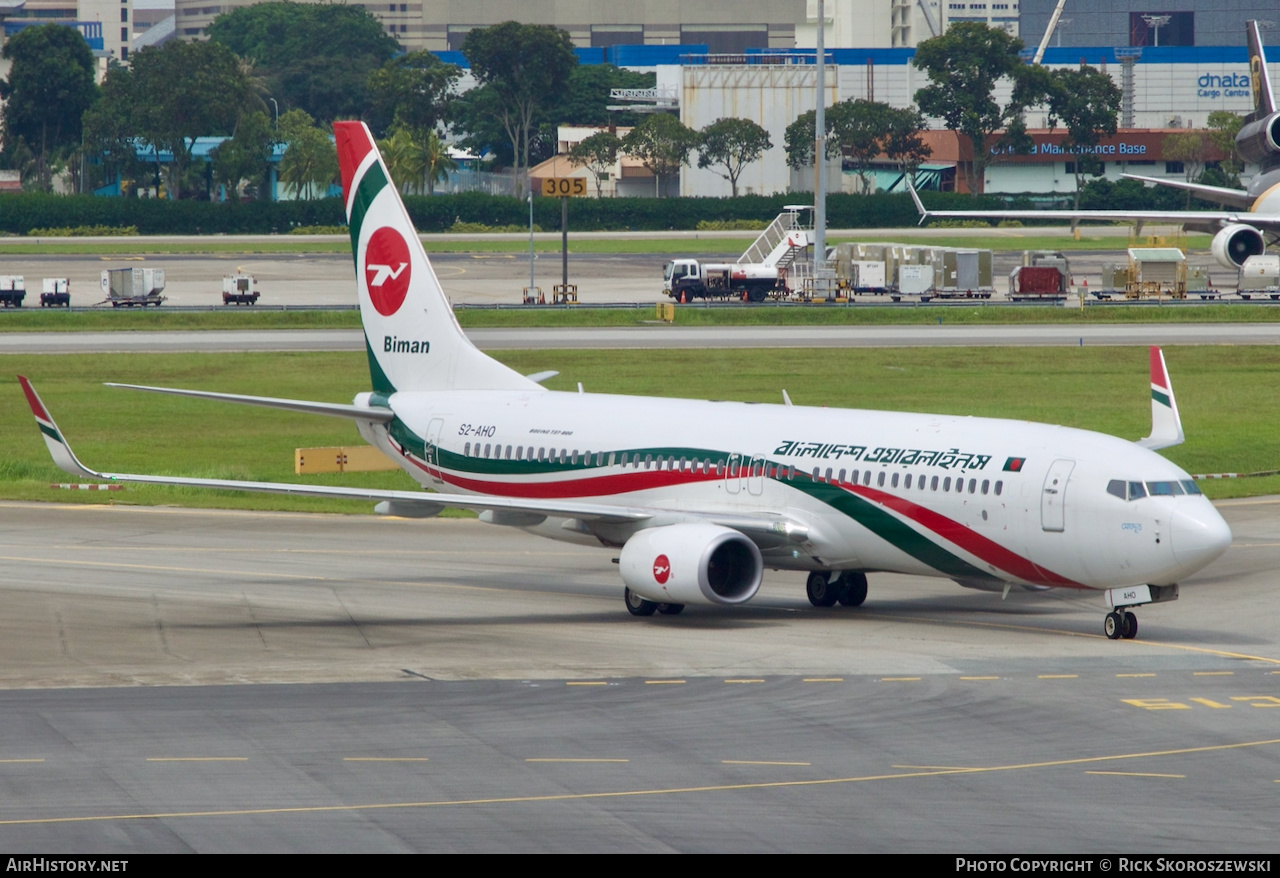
[1104,609,1138,640]
[624,587,684,617]
[806,571,868,608]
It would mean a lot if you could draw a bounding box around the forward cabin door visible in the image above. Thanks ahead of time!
[1041,459,1075,532]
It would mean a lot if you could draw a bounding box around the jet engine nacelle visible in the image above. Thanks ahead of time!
[619,522,763,606]
[1211,223,1266,268]
[1236,112,1280,167]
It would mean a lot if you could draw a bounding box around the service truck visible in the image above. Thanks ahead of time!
[101,267,165,307]
[663,206,812,302]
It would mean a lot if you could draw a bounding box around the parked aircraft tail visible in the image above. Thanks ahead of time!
[1248,19,1276,120]
[333,121,538,395]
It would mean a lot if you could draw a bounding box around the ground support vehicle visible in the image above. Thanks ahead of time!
[222,274,260,305]
[0,276,25,308]
[663,206,812,302]
[40,278,70,307]
[1236,255,1280,299]
[1009,251,1070,301]
[101,268,166,307]
[1095,249,1189,300]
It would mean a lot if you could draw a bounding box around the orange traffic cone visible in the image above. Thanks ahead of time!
[680,289,687,304]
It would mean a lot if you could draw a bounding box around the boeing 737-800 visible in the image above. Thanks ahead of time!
[912,21,1280,270]
[19,121,1232,640]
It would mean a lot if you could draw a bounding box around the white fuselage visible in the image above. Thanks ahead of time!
[354,389,1231,593]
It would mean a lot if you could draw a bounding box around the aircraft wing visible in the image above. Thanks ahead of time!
[20,377,810,540]
[103,382,397,422]
[1119,174,1255,211]
[907,183,1280,230]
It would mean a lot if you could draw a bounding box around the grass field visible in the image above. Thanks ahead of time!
[4,346,1277,514]
[3,303,1280,332]
[0,231,1214,256]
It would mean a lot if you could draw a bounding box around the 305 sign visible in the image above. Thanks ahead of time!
[541,177,587,197]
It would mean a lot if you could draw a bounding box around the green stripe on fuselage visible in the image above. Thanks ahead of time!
[346,160,388,263]
[790,479,999,582]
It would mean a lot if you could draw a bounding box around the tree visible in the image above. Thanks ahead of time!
[1044,65,1123,208]
[621,113,698,197]
[461,21,577,198]
[783,109,841,170]
[366,51,461,140]
[1206,110,1244,184]
[1163,131,1208,205]
[0,24,98,192]
[568,131,623,198]
[124,40,260,198]
[784,100,928,193]
[553,64,656,128]
[278,109,337,200]
[697,117,773,197]
[913,22,1046,194]
[207,1,399,123]
[211,110,276,201]
[882,106,930,185]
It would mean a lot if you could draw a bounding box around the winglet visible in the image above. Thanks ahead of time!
[907,182,929,225]
[18,376,104,480]
[1137,347,1185,450]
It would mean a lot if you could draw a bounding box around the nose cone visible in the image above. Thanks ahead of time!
[1171,503,1232,572]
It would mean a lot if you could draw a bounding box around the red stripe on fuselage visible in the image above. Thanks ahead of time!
[849,483,1084,588]
[334,122,375,203]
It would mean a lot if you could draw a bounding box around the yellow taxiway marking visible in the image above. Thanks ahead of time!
[0,759,44,764]
[724,679,765,684]
[722,760,811,767]
[1193,671,1235,676]
[566,681,608,686]
[859,612,1280,666]
[1117,673,1156,678]
[1039,674,1078,679]
[960,676,1000,681]
[146,757,248,763]
[1085,771,1185,778]
[644,680,686,685]
[880,677,921,682]
[803,677,844,683]
[5,737,1278,827]
[525,758,629,764]
[343,758,429,762]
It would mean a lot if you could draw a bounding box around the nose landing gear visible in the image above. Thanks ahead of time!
[1104,610,1138,640]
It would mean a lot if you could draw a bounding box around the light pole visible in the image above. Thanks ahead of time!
[528,192,535,292]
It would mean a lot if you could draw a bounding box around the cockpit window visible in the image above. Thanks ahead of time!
[1181,479,1202,495]
[1128,481,1147,500]
[1107,479,1126,500]
[1146,481,1184,496]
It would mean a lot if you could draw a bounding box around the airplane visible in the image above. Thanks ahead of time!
[910,20,1280,271]
[19,120,1232,641]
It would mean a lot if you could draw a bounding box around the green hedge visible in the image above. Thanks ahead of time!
[0,184,1204,236]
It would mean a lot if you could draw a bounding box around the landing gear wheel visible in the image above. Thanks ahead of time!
[625,587,657,617]
[657,603,685,616]
[1104,611,1124,640]
[836,571,868,607]
[806,571,839,607]
[1122,611,1138,640]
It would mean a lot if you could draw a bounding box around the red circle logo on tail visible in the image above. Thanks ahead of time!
[364,226,412,316]
[653,554,671,584]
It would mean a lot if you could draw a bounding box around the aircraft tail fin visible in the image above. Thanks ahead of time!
[1138,347,1185,451]
[1248,20,1276,119]
[19,376,102,480]
[334,121,538,395]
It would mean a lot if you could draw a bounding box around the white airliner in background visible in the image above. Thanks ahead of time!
[20,121,1232,640]
[912,20,1280,271]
